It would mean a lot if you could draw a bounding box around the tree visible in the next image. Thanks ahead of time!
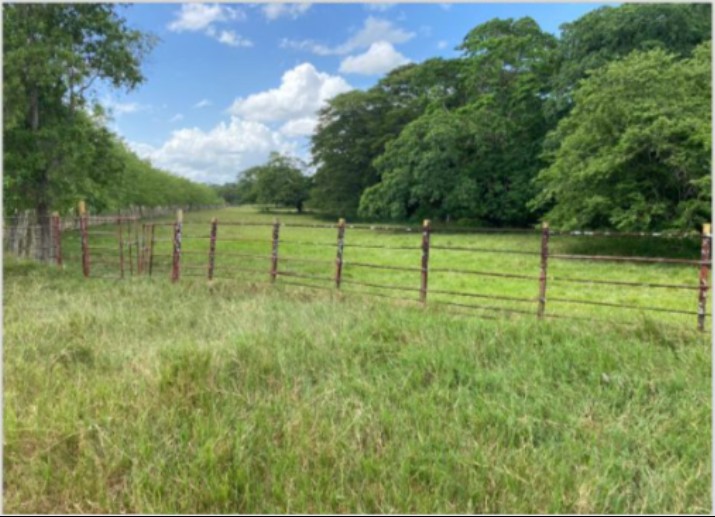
[3,4,154,258]
[250,153,311,213]
[548,3,711,119]
[531,42,711,231]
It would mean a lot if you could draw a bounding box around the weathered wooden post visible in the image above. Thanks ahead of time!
[148,223,156,277]
[697,223,711,332]
[117,216,125,279]
[172,209,183,282]
[79,201,90,278]
[537,221,550,319]
[270,218,280,283]
[420,219,431,304]
[335,218,346,289]
[52,211,62,267]
[208,218,218,281]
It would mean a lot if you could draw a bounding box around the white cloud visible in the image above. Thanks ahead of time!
[216,29,253,47]
[339,41,411,75]
[263,3,312,20]
[168,4,251,48]
[229,62,352,123]
[281,16,414,56]
[129,117,299,184]
[437,40,449,50]
[363,3,396,12]
[439,3,452,11]
[194,99,213,109]
[101,97,150,117]
[169,113,184,123]
[168,4,245,32]
[279,117,318,137]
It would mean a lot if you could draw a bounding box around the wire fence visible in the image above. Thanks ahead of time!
[5,208,712,332]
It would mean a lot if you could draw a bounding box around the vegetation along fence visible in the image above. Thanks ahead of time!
[8,205,713,332]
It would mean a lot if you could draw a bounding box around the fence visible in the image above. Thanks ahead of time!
[16,204,711,333]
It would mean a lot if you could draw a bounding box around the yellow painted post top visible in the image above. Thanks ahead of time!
[52,211,59,217]
[704,223,711,236]
[338,218,346,226]
[211,217,217,224]
[176,209,183,223]
[78,201,86,215]
[423,219,431,228]
[542,221,549,229]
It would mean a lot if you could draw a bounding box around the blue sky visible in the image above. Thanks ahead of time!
[101,2,609,185]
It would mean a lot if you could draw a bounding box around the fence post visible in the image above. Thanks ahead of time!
[537,221,550,319]
[139,223,145,275]
[208,218,218,281]
[420,219,431,304]
[52,211,62,267]
[79,201,90,278]
[335,218,346,289]
[270,218,280,283]
[172,209,183,283]
[148,223,156,277]
[117,216,125,279]
[697,223,711,332]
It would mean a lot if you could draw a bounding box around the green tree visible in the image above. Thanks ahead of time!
[549,3,711,119]
[531,42,711,231]
[3,4,154,258]
[251,153,311,213]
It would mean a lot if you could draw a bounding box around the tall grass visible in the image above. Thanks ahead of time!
[4,258,710,513]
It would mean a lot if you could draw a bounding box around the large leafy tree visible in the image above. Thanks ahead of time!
[531,42,711,231]
[244,153,311,213]
[360,17,557,226]
[3,4,154,258]
[549,3,711,119]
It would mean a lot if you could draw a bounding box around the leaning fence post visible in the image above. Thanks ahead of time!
[420,219,431,304]
[52,211,62,267]
[208,218,218,281]
[79,201,90,278]
[172,209,183,283]
[697,223,711,332]
[270,218,280,283]
[335,218,346,289]
[537,221,550,319]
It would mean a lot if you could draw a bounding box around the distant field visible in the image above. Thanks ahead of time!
[3,255,710,513]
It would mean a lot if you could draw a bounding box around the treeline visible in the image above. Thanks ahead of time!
[3,4,222,225]
[225,4,710,231]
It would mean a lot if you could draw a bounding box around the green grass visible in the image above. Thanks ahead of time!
[3,255,711,513]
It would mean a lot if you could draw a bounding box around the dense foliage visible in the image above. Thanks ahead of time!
[3,4,221,219]
[233,153,311,212]
[306,4,711,230]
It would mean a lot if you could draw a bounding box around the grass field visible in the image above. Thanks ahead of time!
[4,206,712,513]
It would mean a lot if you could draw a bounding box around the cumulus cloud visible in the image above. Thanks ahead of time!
[168,4,251,47]
[168,4,245,32]
[129,118,299,184]
[228,62,352,123]
[279,117,319,137]
[281,16,414,56]
[437,40,449,50]
[101,97,150,117]
[363,3,396,12]
[169,113,184,123]
[339,41,410,75]
[262,3,312,20]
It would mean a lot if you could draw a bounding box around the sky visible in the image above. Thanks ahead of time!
[100,2,609,185]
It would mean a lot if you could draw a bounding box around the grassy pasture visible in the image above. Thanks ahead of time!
[4,206,711,513]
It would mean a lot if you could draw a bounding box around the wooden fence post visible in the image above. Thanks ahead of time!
[270,218,280,283]
[208,218,218,281]
[117,216,125,279]
[335,218,346,289]
[79,201,90,278]
[420,219,431,304]
[52,211,62,267]
[148,223,156,277]
[172,209,183,283]
[697,223,711,332]
[537,221,550,319]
